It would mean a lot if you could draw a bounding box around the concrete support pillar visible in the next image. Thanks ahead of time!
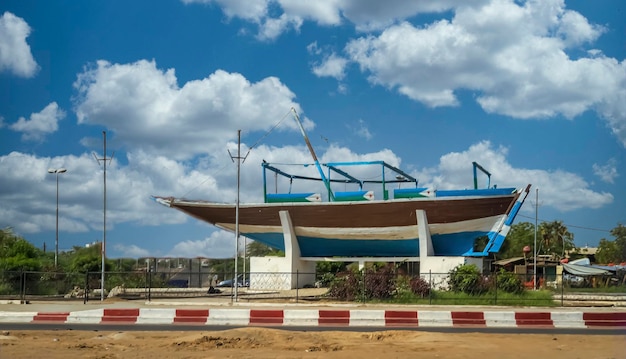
[279,210,301,260]
[416,209,434,258]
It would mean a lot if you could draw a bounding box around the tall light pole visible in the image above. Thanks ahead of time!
[534,188,538,291]
[94,131,113,301]
[48,168,67,269]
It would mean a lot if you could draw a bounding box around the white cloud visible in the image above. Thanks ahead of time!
[347,119,372,140]
[413,141,614,212]
[167,231,236,258]
[183,0,487,38]
[182,1,626,146]
[114,244,151,258]
[256,13,303,41]
[10,102,65,141]
[0,12,38,77]
[593,159,619,184]
[182,0,270,22]
[312,53,348,80]
[73,59,309,160]
[344,1,626,146]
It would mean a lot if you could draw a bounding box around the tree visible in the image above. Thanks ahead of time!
[69,244,112,273]
[497,222,535,259]
[246,240,284,257]
[538,220,574,259]
[0,227,42,272]
[595,224,626,264]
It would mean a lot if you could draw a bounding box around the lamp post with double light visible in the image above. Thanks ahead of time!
[48,168,67,269]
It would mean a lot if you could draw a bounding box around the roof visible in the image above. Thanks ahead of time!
[493,257,525,266]
[562,263,609,276]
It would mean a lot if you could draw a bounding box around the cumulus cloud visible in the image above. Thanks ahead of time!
[0,12,38,77]
[344,0,626,146]
[183,0,487,38]
[73,59,309,160]
[346,119,372,140]
[113,244,151,258]
[413,141,613,212]
[183,0,626,146]
[593,159,619,184]
[10,102,65,141]
[167,231,237,258]
[312,53,348,80]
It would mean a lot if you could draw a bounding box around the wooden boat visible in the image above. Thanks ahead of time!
[157,109,530,258]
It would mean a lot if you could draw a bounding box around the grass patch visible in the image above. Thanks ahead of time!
[384,289,557,306]
[563,286,626,294]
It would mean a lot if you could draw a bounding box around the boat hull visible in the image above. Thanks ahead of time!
[165,192,524,257]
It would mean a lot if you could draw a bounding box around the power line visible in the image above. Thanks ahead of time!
[517,214,611,233]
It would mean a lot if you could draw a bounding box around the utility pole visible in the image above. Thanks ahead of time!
[534,188,538,291]
[94,131,114,301]
[228,130,248,301]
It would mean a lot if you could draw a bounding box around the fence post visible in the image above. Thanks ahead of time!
[20,270,25,303]
[428,270,432,305]
[198,261,201,288]
[148,268,152,302]
[561,271,564,307]
[84,272,89,304]
[361,270,366,303]
[296,270,299,304]
[494,270,498,305]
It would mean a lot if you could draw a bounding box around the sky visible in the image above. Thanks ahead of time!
[1,0,625,260]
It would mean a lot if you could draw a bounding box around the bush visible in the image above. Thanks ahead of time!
[494,269,524,294]
[409,276,431,298]
[328,269,361,301]
[448,264,489,295]
[328,264,397,301]
[363,264,395,300]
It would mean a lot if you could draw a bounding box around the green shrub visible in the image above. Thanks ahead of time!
[448,264,489,295]
[495,269,524,294]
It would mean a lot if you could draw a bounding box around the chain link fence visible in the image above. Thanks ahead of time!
[1,268,624,305]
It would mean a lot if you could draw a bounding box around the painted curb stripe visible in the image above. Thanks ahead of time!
[32,312,70,322]
[515,312,553,326]
[451,311,486,326]
[385,310,418,327]
[174,309,209,324]
[101,308,140,323]
[319,310,350,326]
[250,309,283,325]
[6,309,626,328]
[583,312,626,327]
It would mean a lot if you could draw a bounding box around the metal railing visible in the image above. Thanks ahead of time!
[1,269,624,305]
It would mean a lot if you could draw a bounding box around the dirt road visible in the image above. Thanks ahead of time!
[1,328,624,359]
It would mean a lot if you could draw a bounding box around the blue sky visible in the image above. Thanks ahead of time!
[1,0,624,259]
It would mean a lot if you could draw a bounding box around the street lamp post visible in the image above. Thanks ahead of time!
[48,168,67,269]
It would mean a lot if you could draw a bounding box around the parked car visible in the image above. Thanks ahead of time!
[216,274,249,287]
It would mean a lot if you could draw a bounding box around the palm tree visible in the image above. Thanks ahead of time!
[538,220,574,259]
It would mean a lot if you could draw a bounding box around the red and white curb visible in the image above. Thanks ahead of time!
[1,309,625,328]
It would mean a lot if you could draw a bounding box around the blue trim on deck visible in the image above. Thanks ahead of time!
[242,231,486,257]
[436,188,516,197]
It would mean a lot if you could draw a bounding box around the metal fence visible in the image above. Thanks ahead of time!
[1,269,624,305]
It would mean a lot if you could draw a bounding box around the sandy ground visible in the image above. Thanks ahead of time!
[0,328,624,359]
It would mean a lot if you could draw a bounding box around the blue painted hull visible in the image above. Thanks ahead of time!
[241,230,487,257]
